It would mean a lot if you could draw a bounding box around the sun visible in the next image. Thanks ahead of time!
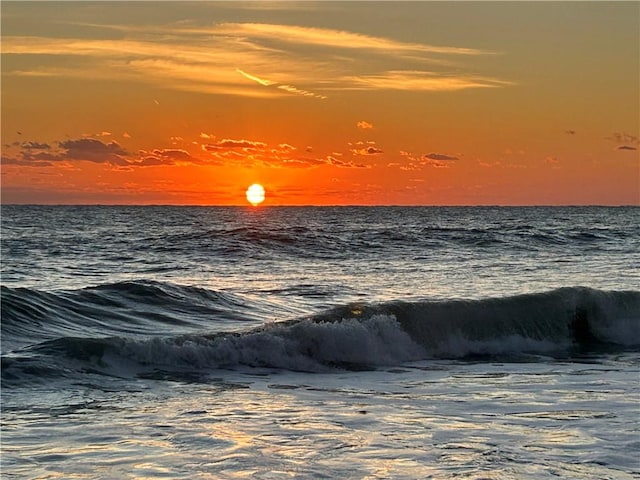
[246,183,266,206]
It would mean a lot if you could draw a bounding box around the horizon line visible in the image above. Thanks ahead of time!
[2,203,638,208]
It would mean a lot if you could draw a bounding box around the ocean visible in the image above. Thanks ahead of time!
[1,205,639,479]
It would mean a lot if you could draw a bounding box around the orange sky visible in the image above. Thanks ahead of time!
[1,1,639,205]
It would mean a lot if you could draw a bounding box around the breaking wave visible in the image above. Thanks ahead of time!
[2,284,639,385]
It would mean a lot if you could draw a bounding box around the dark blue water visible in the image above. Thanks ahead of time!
[2,206,639,479]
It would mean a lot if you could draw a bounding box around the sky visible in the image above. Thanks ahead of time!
[1,1,639,206]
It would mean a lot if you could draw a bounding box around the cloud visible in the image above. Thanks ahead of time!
[135,157,174,167]
[271,154,369,169]
[278,143,297,151]
[607,132,639,145]
[59,138,129,165]
[277,84,327,99]
[357,121,374,129]
[135,148,201,166]
[2,21,509,99]
[2,134,423,172]
[199,137,370,169]
[424,152,459,161]
[327,156,368,168]
[200,138,300,165]
[478,160,501,168]
[421,152,461,168]
[218,139,267,149]
[392,150,460,170]
[23,151,66,162]
[203,139,268,151]
[236,68,274,86]
[20,141,51,150]
[1,155,54,167]
[606,132,639,152]
[2,144,69,167]
[277,157,327,168]
[503,148,525,156]
[3,137,132,167]
[351,146,384,156]
[344,70,511,91]
[235,68,327,99]
[214,23,494,56]
[1,136,180,168]
[218,2,319,11]
[125,58,279,99]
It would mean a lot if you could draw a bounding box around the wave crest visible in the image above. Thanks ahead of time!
[2,286,638,385]
[312,287,640,357]
[115,314,424,372]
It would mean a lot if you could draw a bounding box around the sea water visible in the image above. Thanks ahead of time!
[1,206,639,479]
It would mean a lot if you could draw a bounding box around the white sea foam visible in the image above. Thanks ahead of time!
[117,315,426,372]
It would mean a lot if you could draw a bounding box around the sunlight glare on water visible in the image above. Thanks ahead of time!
[3,358,638,479]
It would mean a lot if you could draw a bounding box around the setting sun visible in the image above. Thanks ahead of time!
[246,183,265,206]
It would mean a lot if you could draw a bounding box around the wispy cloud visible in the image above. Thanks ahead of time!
[351,146,384,156]
[1,155,57,168]
[424,152,459,161]
[344,71,511,91]
[20,141,51,150]
[213,23,494,56]
[607,132,639,145]
[357,121,374,129]
[392,150,461,170]
[2,21,509,98]
[236,68,274,86]
[136,149,201,167]
[235,68,327,99]
[327,155,369,169]
[201,138,368,168]
[278,84,327,99]
[214,2,321,12]
[203,139,268,151]
[606,132,639,152]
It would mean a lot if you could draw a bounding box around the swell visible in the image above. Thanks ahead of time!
[2,286,638,386]
[0,281,263,351]
[94,210,640,261]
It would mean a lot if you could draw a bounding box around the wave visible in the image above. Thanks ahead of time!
[0,281,266,351]
[91,208,639,261]
[2,286,639,385]
[332,287,640,355]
